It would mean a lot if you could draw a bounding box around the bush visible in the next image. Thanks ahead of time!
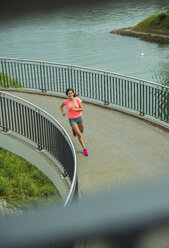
[158,13,166,21]
[0,72,23,88]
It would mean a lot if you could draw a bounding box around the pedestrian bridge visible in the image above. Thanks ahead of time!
[0,58,169,247]
[3,89,169,197]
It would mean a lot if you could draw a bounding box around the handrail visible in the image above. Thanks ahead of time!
[0,91,77,207]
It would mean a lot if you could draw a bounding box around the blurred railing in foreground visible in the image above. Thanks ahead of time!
[0,57,169,122]
[0,91,77,206]
[0,177,169,247]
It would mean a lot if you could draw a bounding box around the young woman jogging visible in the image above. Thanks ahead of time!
[60,88,88,156]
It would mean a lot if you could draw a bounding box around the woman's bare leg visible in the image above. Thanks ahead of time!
[78,122,84,133]
[72,124,85,149]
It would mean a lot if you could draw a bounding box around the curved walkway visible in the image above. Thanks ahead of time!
[5,90,169,198]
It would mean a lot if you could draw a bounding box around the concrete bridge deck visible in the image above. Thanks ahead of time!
[4,90,169,199]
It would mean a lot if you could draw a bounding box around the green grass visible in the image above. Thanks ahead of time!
[0,148,61,211]
[0,72,23,88]
[132,10,169,31]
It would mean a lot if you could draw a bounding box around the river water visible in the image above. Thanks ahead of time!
[0,0,169,85]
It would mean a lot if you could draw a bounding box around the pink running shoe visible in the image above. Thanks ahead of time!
[72,129,77,137]
[83,148,88,156]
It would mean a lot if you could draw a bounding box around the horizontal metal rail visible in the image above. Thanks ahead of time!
[0,57,169,123]
[0,91,77,206]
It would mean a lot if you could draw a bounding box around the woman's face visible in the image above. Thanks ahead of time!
[67,90,74,99]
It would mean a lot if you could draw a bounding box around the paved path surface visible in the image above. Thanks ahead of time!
[6,91,169,198]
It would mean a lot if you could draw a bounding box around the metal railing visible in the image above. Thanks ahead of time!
[0,91,77,206]
[0,57,169,122]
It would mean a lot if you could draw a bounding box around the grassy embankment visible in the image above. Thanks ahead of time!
[110,10,169,44]
[131,10,169,32]
[0,148,61,212]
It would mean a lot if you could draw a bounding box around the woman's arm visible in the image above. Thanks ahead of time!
[72,103,83,112]
[60,102,66,116]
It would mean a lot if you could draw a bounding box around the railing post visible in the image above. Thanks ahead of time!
[36,108,43,150]
[167,92,169,122]
[40,62,47,93]
[68,66,72,90]
[0,93,8,132]
[103,72,110,106]
[139,81,145,116]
